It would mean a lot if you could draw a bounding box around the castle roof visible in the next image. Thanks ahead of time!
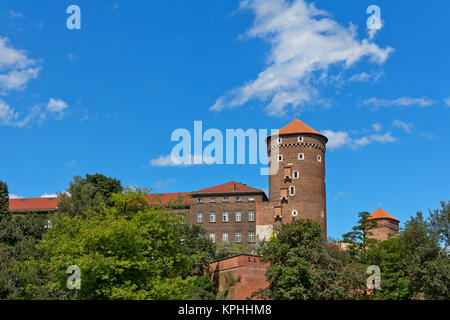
[368,208,399,222]
[270,118,328,142]
[191,181,265,195]
[9,197,59,212]
[9,192,191,212]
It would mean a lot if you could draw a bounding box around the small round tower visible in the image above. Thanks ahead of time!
[367,208,400,241]
[266,118,328,238]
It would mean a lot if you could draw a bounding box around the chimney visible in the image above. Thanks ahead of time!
[233,183,237,190]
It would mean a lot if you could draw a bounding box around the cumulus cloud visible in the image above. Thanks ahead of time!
[372,123,382,132]
[392,120,414,133]
[210,0,393,116]
[47,98,68,117]
[323,129,396,150]
[363,96,436,109]
[0,97,68,128]
[444,97,450,106]
[0,37,40,93]
[41,193,58,198]
[0,37,69,127]
[8,194,21,199]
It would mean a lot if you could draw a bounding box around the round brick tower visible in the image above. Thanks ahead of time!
[266,118,328,238]
[367,208,400,241]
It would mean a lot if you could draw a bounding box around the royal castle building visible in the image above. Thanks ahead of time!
[8,118,399,244]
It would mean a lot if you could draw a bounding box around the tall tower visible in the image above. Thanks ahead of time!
[367,208,400,241]
[259,118,328,239]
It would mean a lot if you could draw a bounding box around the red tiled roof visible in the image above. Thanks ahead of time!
[9,192,191,212]
[9,197,59,212]
[270,118,328,141]
[192,181,264,194]
[146,192,190,206]
[368,208,399,222]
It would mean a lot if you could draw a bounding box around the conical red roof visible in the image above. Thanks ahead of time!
[368,208,399,222]
[270,118,327,141]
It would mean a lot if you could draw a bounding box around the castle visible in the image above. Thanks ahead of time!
[8,118,399,243]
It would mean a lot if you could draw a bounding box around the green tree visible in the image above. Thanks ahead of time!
[342,211,378,261]
[0,213,66,299]
[0,180,10,220]
[399,211,449,299]
[255,219,365,300]
[214,242,250,261]
[37,187,213,300]
[57,174,122,217]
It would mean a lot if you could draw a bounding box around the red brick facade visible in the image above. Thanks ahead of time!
[209,254,269,300]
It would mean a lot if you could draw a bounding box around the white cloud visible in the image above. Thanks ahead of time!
[9,10,25,18]
[368,132,397,143]
[0,98,68,128]
[420,132,438,140]
[41,193,57,198]
[364,96,436,109]
[322,130,351,150]
[8,194,21,199]
[0,67,41,92]
[372,123,382,132]
[0,37,39,93]
[210,0,393,116]
[323,129,396,150]
[332,191,352,200]
[150,154,216,167]
[0,98,19,125]
[47,98,68,117]
[153,178,176,189]
[0,38,68,128]
[348,72,383,83]
[392,120,414,133]
[444,97,450,106]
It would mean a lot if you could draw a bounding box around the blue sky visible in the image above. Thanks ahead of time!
[1,0,449,239]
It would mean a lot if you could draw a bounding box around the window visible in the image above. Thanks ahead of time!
[223,211,229,223]
[210,212,216,223]
[235,232,242,243]
[248,210,255,222]
[292,210,298,217]
[248,196,255,202]
[293,171,299,179]
[235,211,242,222]
[210,232,216,243]
[223,196,229,202]
[210,197,216,203]
[248,231,255,243]
[197,212,203,223]
[317,155,322,162]
[284,167,291,178]
[223,232,229,242]
[197,198,203,203]
[289,186,295,196]
[236,196,242,202]
[298,153,304,160]
[278,155,283,162]
[277,137,282,144]
[298,136,304,142]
